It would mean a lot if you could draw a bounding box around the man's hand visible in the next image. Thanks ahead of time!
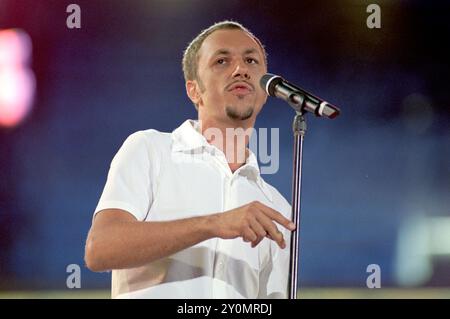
[213,201,295,249]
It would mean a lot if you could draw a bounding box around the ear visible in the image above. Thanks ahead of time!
[186,80,201,106]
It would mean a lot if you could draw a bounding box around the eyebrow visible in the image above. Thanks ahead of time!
[211,48,260,58]
[243,48,258,55]
[212,49,231,57]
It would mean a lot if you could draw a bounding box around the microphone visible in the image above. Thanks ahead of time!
[260,73,340,119]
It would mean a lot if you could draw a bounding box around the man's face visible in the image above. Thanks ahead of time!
[188,29,268,122]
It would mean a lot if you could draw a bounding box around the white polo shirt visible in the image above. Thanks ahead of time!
[94,119,292,299]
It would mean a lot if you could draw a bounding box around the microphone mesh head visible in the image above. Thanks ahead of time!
[260,73,282,96]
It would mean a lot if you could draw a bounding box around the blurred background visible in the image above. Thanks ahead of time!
[0,0,449,298]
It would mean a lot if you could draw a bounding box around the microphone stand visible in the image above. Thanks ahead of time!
[262,75,340,299]
[281,91,310,300]
[288,111,306,299]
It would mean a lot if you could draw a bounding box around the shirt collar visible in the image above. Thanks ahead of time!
[172,119,208,152]
[171,119,273,203]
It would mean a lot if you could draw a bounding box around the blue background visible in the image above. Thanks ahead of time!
[0,0,449,290]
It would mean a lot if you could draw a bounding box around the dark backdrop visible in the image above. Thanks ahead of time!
[0,0,449,290]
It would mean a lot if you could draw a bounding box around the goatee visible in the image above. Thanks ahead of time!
[225,106,254,121]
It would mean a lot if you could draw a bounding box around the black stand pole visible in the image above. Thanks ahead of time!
[260,74,341,299]
[288,112,307,299]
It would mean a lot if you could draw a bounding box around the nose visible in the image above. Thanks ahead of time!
[231,60,250,79]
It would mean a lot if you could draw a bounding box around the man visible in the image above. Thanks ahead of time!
[85,20,295,299]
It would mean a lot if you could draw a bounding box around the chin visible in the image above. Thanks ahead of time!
[225,105,254,121]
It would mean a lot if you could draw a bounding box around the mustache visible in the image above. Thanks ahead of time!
[226,80,255,91]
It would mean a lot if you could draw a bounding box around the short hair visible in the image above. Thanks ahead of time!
[182,20,268,84]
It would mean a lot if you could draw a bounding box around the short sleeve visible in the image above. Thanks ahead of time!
[94,131,155,221]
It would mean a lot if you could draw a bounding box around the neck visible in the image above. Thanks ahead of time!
[198,116,255,173]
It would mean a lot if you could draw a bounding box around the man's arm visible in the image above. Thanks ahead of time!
[84,201,295,272]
